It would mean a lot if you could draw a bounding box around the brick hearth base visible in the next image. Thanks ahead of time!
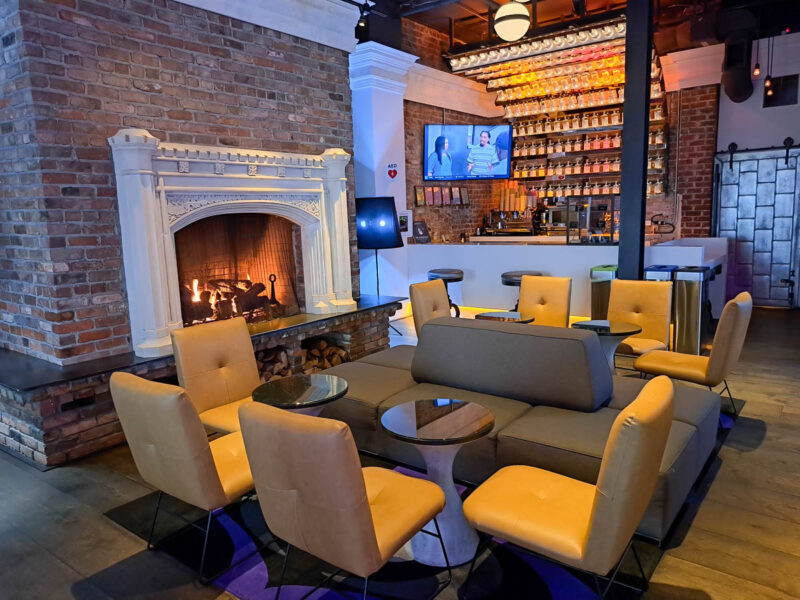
[0,298,401,468]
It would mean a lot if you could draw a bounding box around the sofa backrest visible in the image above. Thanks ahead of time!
[411,317,613,412]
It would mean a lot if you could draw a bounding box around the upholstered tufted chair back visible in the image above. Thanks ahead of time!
[110,372,229,511]
[607,279,672,347]
[517,276,572,327]
[171,317,261,414]
[706,291,753,386]
[410,279,453,336]
[239,402,384,578]
[583,375,674,575]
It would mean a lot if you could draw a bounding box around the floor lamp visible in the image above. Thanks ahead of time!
[356,196,404,336]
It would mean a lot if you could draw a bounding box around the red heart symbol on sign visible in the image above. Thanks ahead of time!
[388,169,398,179]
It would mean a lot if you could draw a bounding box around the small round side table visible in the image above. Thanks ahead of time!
[252,373,348,416]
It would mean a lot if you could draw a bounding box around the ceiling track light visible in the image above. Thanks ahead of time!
[357,2,369,27]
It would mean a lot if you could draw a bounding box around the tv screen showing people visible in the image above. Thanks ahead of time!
[423,124,512,181]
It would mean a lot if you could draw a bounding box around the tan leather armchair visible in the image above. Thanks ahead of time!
[607,279,673,355]
[463,376,674,598]
[238,402,449,599]
[517,275,572,327]
[634,291,752,414]
[410,279,453,336]
[109,372,253,579]
[171,317,261,433]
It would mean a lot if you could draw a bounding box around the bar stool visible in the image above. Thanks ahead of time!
[501,270,543,311]
[427,269,463,317]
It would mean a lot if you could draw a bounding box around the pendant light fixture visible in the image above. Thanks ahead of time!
[752,38,761,77]
[493,2,531,42]
[764,36,774,94]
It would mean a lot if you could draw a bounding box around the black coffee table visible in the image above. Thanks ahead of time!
[475,311,535,324]
[252,373,348,416]
[571,319,642,372]
[380,398,494,567]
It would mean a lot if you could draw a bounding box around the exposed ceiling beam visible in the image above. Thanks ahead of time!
[400,0,498,18]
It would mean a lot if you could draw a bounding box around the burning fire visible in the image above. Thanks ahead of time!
[191,279,200,302]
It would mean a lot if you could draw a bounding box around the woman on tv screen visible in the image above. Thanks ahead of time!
[427,136,452,178]
[467,130,499,176]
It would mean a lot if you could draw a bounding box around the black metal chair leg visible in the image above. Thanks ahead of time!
[462,532,486,600]
[146,491,163,550]
[429,516,452,598]
[198,511,214,583]
[594,542,629,598]
[630,542,649,591]
[723,379,741,416]
[273,543,292,597]
[362,576,369,600]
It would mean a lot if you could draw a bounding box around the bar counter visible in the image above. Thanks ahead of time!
[402,237,728,317]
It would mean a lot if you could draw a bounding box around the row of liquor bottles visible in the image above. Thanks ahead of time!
[513,130,666,156]
[503,83,664,118]
[512,104,666,137]
[514,179,666,197]
[512,155,666,178]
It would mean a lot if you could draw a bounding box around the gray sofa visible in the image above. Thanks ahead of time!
[321,317,720,541]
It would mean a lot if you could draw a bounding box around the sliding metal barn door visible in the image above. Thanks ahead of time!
[713,148,799,308]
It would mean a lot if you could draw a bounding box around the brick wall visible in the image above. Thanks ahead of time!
[405,100,502,242]
[668,84,720,237]
[400,18,450,72]
[0,0,359,365]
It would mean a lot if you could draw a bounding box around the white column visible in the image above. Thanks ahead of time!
[321,148,357,311]
[349,42,418,299]
[108,129,182,357]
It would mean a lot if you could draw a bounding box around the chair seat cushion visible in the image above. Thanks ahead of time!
[319,362,416,430]
[363,466,445,562]
[357,345,416,371]
[634,350,710,384]
[617,337,667,355]
[463,465,595,569]
[209,431,254,502]
[199,397,252,433]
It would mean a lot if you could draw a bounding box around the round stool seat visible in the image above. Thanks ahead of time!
[501,270,543,287]
[428,269,464,283]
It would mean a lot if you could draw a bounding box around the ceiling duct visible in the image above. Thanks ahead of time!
[717,8,758,103]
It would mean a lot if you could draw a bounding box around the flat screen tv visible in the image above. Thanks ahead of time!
[423,124,512,181]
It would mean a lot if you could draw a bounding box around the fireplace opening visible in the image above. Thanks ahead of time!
[174,213,303,326]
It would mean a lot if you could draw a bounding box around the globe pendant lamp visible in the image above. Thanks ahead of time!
[494,2,530,42]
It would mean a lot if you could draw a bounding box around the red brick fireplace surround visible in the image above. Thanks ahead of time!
[0,0,360,365]
[0,0,390,467]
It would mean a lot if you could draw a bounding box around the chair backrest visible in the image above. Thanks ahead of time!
[410,279,452,336]
[109,372,228,511]
[607,279,672,345]
[238,402,383,578]
[171,317,261,414]
[706,291,753,386]
[517,275,572,327]
[583,375,674,575]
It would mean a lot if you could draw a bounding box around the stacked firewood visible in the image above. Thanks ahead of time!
[258,348,292,381]
[301,339,349,374]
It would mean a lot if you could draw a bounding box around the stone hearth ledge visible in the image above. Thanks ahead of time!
[0,296,402,468]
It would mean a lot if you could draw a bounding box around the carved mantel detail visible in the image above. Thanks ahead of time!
[109,128,356,358]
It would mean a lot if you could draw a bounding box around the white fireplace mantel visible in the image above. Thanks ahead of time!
[109,128,356,358]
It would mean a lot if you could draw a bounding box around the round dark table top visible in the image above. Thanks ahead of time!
[380,399,495,446]
[474,311,535,324]
[500,270,543,286]
[427,269,464,282]
[252,373,348,410]
[571,320,642,336]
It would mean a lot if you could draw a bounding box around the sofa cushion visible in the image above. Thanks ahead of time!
[319,362,416,431]
[357,345,416,371]
[411,317,613,412]
[497,405,696,483]
[377,383,532,485]
[611,375,720,467]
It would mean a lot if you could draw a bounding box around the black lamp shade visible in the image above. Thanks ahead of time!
[355,197,403,250]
